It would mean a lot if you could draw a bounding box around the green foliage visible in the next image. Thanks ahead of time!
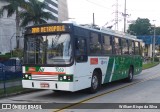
[155,27,160,35]
[143,62,159,70]
[127,18,152,35]
[0,0,26,17]
[154,57,160,62]
[0,0,55,49]
[0,0,55,27]
[19,0,55,27]
[0,52,10,61]
[12,49,23,59]
[0,49,23,60]
[0,85,24,96]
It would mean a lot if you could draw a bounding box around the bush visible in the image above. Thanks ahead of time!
[154,57,159,62]
[0,53,10,61]
[12,49,23,59]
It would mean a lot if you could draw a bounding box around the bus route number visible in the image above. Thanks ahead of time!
[56,67,64,72]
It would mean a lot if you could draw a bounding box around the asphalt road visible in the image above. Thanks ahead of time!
[0,64,160,112]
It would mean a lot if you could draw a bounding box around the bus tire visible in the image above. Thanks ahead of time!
[89,71,100,93]
[126,67,133,82]
[53,90,61,93]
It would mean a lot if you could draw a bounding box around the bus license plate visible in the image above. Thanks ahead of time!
[40,82,49,88]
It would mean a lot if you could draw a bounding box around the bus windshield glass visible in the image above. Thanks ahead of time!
[24,34,72,65]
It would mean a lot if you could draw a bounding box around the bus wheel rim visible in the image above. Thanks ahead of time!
[130,72,133,79]
[92,75,98,90]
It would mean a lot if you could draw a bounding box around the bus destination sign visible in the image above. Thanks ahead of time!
[31,25,67,34]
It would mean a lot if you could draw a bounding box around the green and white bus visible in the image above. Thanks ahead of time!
[22,23,142,93]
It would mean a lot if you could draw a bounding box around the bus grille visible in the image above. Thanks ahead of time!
[31,75,58,81]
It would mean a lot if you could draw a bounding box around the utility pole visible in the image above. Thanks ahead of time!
[124,0,126,32]
[115,0,118,30]
[93,13,95,27]
[153,21,156,62]
[112,0,119,30]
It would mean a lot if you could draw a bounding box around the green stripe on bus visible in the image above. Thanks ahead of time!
[103,57,114,83]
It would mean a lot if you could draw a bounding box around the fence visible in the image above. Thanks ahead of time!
[0,59,22,96]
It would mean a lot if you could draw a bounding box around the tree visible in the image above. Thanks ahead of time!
[0,0,27,48]
[127,18,152,36]
[145,26,160,35]
[20,0,55,27]
[155,27,160,35]
[0,0,55,49]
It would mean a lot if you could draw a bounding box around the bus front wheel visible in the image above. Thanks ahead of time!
[89,71,100,93]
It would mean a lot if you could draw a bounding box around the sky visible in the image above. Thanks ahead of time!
[67,0,160,31]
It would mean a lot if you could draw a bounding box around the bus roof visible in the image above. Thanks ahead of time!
[73,23,142,42]
[25,22,142,42]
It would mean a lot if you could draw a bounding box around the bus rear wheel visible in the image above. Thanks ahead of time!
[89,71,100,93]
[126,67,133,82]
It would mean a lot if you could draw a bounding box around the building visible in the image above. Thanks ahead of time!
[0,0,68,54]
[41,0,59,22]
[39,0,68,22]
[58,0,68,22]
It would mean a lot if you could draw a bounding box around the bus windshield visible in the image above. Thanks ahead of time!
[24,33,72,65]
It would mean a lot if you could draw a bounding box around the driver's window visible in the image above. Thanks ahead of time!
[75,37,87,62]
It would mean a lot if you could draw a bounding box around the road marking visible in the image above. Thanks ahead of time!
[53,74,160,112]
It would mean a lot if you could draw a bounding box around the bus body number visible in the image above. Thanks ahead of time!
[56,67,64,72]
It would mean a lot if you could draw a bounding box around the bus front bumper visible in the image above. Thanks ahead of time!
[22,80,74,91]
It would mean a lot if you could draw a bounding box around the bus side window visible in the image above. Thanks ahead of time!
[122,38,129,54]
[132,41,135,54]
[90,32,101,55]
[128,40,132,55]
[75,38,87,62]
[114,37,121,55]
[135,41,140,55]
[102,35,112,54]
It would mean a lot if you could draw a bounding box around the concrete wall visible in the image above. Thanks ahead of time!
[0,2,16,54]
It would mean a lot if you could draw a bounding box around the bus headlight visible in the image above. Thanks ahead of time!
[23,74,32,80]
[58,75,73,82]
[25,74,28,78]
[63,76,67,80]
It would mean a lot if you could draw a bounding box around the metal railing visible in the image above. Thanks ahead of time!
[0,59,22,96]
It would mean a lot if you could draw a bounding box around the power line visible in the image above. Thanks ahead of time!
[85,0,112,10]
